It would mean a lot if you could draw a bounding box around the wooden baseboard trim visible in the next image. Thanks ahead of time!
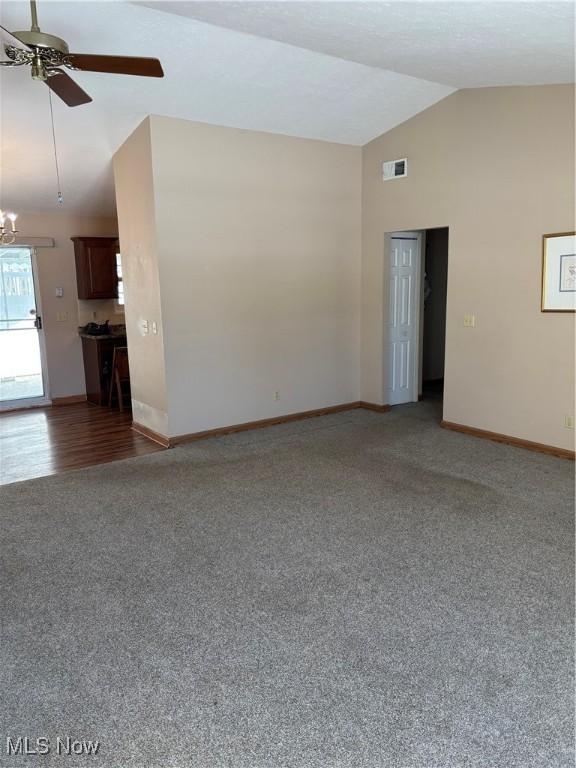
[441,420,575,460]
[131,421,171,448]
[357,401,391,413]
[52,395,87,406]
[170,402,365,446]
[133,400,391,448]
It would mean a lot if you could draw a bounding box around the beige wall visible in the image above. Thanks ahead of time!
[151,116,362,437]
[113,118,169,435]
[15,212,117,399]
[362,85,575,450]
[114,116,362,437]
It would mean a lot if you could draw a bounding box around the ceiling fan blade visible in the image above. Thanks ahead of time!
[0,25,31,51]
[68,54,164,78]
[46,70,92,107]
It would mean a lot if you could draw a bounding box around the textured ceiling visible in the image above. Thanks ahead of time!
[142,1,576,88]
[0,1,572,216]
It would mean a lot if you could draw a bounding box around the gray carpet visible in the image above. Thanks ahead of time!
[0,402,573,768]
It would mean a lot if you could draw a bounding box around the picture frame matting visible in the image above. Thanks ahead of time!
[541,231,576,313]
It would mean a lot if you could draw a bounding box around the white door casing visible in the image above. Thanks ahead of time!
[387,232,422,406]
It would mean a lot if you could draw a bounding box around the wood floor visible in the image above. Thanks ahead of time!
[0,402,164,486]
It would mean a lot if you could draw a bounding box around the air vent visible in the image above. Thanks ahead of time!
[382,158,408,180]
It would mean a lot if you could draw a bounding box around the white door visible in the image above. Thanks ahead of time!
[0,247,50,408]
[388,232,421,405]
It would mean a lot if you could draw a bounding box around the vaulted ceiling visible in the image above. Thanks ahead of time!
[144,1,575,88]
[0,1,573,216]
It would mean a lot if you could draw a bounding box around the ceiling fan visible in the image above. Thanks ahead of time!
[0,0,164,107]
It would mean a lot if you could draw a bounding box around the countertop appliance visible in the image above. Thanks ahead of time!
[81,321,110,336]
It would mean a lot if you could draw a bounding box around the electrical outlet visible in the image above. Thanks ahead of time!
[564,415,574,429]
[464,314,476,328]
[274,391,280,401]
[56,311,68,322]
[152,321,158,335]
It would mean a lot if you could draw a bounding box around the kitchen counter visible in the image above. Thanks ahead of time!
[79,333,127,341]
[78,323,127,342]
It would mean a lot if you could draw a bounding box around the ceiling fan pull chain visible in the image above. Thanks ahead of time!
[47,87,63,204]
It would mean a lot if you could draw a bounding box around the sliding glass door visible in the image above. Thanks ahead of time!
[0,247,48,406]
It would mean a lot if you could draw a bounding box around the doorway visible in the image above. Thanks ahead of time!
[387,228,448,408]
[420,228,449,402]
[0,247,49,408]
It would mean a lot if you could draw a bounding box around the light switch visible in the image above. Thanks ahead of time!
[141,319,149,335]
[151,321,158,335]
[464,314,476,328]
[55,287,64,298]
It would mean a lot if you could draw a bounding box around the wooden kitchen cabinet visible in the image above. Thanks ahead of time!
[72,236,119,299]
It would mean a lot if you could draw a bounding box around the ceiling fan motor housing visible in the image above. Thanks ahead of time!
[13,29,69,55]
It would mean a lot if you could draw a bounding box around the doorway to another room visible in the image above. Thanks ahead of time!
[0,247,49,408]
[421,228,449,403]
[387,227,449,412]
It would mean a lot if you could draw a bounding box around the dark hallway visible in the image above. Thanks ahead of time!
[421,228,449,402]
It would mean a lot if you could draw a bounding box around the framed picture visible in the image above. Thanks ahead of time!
[541,232,576,312]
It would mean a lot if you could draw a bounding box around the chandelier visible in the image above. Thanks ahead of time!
[0,210,18,245]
